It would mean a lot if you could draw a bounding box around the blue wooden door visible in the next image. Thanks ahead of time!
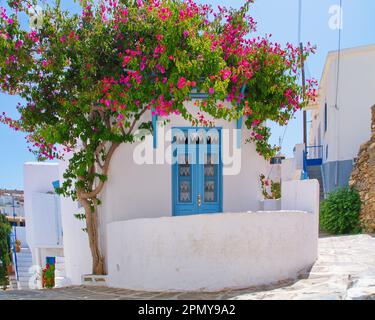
[172,128,222,216]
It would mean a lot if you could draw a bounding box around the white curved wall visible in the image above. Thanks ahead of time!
[106,179,319,292]
[107,212,317,292]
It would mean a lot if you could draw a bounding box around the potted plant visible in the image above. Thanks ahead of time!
[6,264,14,275]
[42,264,55,289]
[15,240,21,253]
[259,174,282,211]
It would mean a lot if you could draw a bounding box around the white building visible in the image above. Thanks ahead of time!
[56,101,320,291]
[309,44,375,194]
[23,162,66,288]
[0,192,24,218]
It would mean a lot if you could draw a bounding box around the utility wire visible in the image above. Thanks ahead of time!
[267,0,303,179]
[298,0,302,44]
[335,0,343,110]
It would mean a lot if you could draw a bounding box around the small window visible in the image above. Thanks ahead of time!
[324,103,328,132]
[326,145,329,160]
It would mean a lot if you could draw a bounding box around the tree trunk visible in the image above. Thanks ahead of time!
[76,142,120,275]
[80,197,105,275]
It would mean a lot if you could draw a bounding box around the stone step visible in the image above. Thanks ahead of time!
[15,258,32,263]
[18,275,33,282]
[17,272,33,278]
[55,262,65,269]
[16,266,32,272]
[16,252,32,257]
[55,257,65,264]
[55,270,66,278]
[55,277,71,288]
[18,282,32,290]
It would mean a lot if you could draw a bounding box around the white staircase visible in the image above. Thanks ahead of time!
[14,247,33,290]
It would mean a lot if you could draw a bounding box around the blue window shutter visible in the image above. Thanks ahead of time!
[152,109,158,149]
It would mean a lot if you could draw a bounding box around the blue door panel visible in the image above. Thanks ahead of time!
[172,128,222,216]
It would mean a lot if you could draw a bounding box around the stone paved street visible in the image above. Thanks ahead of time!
[1,235,375,300]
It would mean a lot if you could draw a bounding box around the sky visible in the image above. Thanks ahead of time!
[0,0,375,190]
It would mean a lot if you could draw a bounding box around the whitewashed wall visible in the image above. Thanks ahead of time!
[106,179,319,292]
[98,102,270,259]
[58,101,276,282]
[58,154,92,285]
[24,162,61,266]
[30,192,62,248]
[15,227,27,247]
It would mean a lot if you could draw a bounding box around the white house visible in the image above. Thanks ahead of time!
[56,100,320,291]
[0,192,24,218]
[23,162,67,288]
[308,44,375,195]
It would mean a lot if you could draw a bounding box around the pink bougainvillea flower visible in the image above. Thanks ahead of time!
[208,88,214,95]
[221,69,231,80]
[177,77,186,89]
[122,56,131,67]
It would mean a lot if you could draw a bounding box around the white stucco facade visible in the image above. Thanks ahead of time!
[310,45,375,161]
[309,45,375,192]
[92,101,272,271]
[24,162,64,267]
[106,180,319,292]
[56,100,320,289]
[58,154,93,285]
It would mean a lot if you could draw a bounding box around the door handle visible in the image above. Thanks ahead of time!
[197,194,202,207]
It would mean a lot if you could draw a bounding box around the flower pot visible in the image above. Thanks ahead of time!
[7,264,14,274]
[15,240,21,253]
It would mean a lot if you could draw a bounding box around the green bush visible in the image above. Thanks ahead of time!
[320,187,362,235]
[0,214,12,289]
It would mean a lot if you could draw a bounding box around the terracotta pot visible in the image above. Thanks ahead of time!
[16,245,21,253]
[7,264,14,274]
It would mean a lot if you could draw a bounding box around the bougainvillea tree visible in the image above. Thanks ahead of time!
[0,0,316,274]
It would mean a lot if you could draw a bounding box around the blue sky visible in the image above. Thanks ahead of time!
[0,0,375,189]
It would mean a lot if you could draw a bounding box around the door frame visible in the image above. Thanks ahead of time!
[172,127,223,216]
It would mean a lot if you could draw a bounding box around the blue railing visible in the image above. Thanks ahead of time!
[10,231,19,282]
[305,146,323,166]
[306,145,323,160]
[302,150,309,180]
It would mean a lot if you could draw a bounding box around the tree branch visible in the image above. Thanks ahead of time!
[78,141,120,199]
[128,107,148,135]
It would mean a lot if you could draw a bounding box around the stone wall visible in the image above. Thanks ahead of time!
[349,105,375,232]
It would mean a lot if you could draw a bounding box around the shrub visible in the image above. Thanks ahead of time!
[320,188,362,235]
[0,214,12,290]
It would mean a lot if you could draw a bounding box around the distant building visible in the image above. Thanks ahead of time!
[0,189,25,223]
[308,44,375,194]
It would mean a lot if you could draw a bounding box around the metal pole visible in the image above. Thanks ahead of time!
[300,42,307,147]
